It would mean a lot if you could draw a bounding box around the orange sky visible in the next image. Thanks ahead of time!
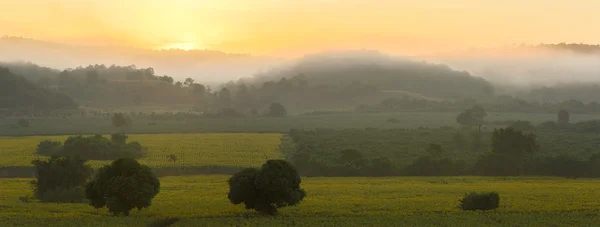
[1,0,600,57]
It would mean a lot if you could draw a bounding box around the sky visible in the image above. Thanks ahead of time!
[2,0,600,57]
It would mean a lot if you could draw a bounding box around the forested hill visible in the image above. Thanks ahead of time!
[248,51,495,100]
[0,67,78,110]
[0,54,496,113]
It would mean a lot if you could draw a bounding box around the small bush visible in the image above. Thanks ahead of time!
[459,192,500,211]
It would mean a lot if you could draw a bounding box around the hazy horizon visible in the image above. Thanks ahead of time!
[2,0,600,86]
[3,0,600,57]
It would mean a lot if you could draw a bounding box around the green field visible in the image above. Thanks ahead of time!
[1,176,600,226]
[0,133,283,168]
[2,111,599,136]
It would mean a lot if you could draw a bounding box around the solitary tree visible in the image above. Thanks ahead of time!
[267,102,287,117]
[85,158,160,216]
[227,160,306,215]
[558,109,570,125]
[111,113,128,128]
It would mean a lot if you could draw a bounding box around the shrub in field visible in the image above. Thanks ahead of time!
[36,140,63,156]
[459,192,500,211]
[31,156,92,203]
[227,159,306,215]
[558,109,570,125]
[85,158,160,216]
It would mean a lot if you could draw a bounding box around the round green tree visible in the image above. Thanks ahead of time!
[85,158,160,216]
[228,159,306,215]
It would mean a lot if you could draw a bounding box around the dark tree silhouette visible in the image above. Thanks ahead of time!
[267,102,287,117]
[111,113,130,128]
[558,109,570,125]
[227,160,306,215]
[85,158,160,216]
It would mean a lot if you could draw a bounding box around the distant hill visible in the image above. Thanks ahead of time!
[249,51,495,100]
[0,67,78,110]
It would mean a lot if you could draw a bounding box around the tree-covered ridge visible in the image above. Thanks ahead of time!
[0,55,495,113]
[0,67,77,110]
[249,52,495,100]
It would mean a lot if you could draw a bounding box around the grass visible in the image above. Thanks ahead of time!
[0,133,283,168]
[1,176,600,226]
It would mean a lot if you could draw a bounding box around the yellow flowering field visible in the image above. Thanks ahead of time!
[0,133,283,168]
[2,176,600,226]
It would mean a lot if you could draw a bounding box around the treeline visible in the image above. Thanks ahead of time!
[286,127,600,177]
[358,96,600,114]
[540,43,600,54]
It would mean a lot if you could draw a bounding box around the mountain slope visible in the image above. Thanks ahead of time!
[0,67,78,110]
